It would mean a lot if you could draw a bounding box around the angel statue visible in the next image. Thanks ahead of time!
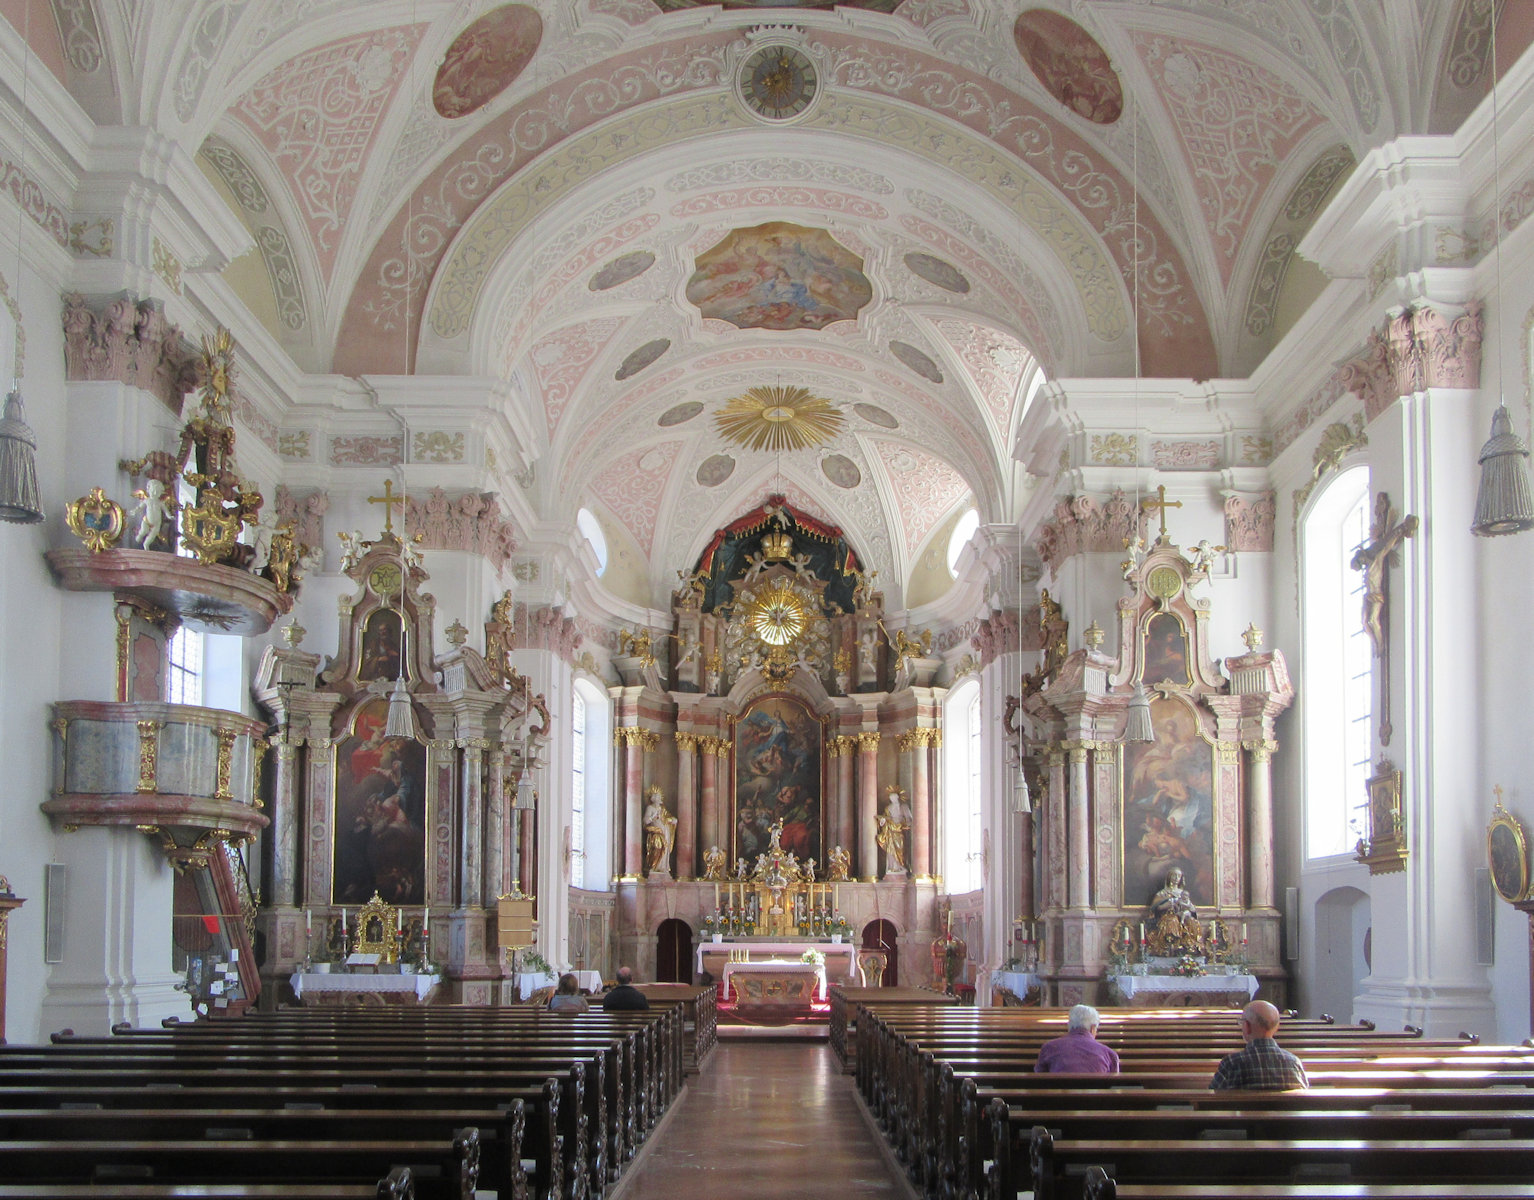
[130,479,177,550]
[702,845,728,881]
[827,843,852,882]
[876,786,911,877]
[642,785,677,876]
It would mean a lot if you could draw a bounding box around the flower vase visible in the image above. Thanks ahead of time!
[712,933,722,943]
[831,934,843,943]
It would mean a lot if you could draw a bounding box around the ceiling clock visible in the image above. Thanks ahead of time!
[739,43,819,122]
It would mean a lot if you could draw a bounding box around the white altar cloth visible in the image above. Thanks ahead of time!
[722,959,828,1001]
[290,972,439,1001]
[992,971,1040,999]
[1109,973,1258,1002]
[695,940,857,981]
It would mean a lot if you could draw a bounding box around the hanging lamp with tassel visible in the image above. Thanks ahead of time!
[1472,403,1534,535]
[0,389,44,524]
[1125,680,1155,743]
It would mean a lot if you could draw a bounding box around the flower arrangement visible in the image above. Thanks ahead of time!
[800,947,826,966]
[1168,955,1206,978]
[700,913,720,937]
[830,913,853,940]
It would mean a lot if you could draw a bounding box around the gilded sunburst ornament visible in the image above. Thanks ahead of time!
[746,579,810,647]
[714,385,844,452]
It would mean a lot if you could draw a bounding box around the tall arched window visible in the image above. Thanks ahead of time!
[1302,464,1372,859]
[943,680,984,893]
[571,678,612,889]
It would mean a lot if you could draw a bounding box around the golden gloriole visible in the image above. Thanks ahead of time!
[746,579,810,646]
[715,385,844,452]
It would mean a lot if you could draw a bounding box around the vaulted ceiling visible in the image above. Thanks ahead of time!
[14,0,1524,609]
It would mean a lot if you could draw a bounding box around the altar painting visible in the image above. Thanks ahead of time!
[1141,612,1191,687]
[733,694,823,865]
[333,699,427,906]
[358,608,403,682]
[1122,697,1214,907]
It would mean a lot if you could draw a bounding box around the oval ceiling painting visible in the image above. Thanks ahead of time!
[433,5,543,120]
[890,340,944,384]
[659,400,704,427]
[686,221,872,332]
[1013,8,1123,125]
[697,454,736,487]
[615,338,671,381]
[854,402,899,429]
[821,453,862,489]
[904,252,970,294]
[590,250,656,292]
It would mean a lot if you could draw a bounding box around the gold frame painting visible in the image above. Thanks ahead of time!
[1356,759,1406,875]
[1488,802,1531,903]
[730,693,827,867]
[1121,694,1216,908]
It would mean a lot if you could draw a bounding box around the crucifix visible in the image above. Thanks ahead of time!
[1349,491,1418,746]
[367,479,405,535]
[1141,484,1182,544]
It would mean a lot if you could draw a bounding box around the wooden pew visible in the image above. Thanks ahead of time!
[1082,1170,1534,1200]
[0,1167,416,1200]
[0,1132,479,1200]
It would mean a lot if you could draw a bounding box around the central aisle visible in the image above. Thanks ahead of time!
[614,1042,911,1200]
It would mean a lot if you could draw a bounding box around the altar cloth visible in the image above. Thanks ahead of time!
[722,959,828,1002]
[291,971,439,1002]
[1108,973,1258,1005]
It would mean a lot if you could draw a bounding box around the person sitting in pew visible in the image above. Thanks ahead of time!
[1034,1004,1120,1074]
[1210,1000,1309,1091]
[549,972,590,1013]
[601,965,651,1011]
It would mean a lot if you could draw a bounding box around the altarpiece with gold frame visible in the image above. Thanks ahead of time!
[1020,529,1294,1006]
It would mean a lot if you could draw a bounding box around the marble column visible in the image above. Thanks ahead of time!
[616,729,648,879]
[1066,741,1091,908]
[902,729,938,879]
[269,740,302,907]
[460,740,485,906]
[834,736,856,857]
[856,731,881,880]
[675,732,699,879]
[484,750,507,903]
[700,737,720,856]
[1243,739,1276,910]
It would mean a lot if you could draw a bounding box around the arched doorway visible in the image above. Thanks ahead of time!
[655,918,694,984]
[861,919,898,986]
[1311,886,1370,1022]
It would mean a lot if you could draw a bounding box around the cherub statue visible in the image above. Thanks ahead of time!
[400,533,425,573]
[800,858,817,883]
[827,844,852,882]
[338,529,366,572]
[702,844,727,881]
[734,857,749,881]
[619,627,655,669]
[130,479,177,550]
[1188,539,1224,575]
[1121,534,1148,581]
[244,511,279,573]
[788,551,814,578]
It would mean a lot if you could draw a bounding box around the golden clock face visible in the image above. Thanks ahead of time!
[368,561,402,596]
[746,579,809,646]
[740,45,818,120]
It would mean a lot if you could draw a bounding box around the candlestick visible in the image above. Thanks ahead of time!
[1139,922,1145,942]
[1241,922,1247,942]
[304,908,312,936]
[396,907,403,934]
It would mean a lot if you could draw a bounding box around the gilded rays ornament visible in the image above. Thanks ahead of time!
[714,385,844,453]
[746,579,811,647]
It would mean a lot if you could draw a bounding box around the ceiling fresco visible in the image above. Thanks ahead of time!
[31,0,1524,610]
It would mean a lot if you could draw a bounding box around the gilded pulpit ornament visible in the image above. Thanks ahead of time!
[714,385,844,452]
[179,489,241,564]
[65,487,124,552]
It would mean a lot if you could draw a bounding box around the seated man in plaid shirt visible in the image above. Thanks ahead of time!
[1210,1000,1309,1091]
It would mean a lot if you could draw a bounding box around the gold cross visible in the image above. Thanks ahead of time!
[367,479,405,535]
[1494,784,1504,806]
[1141,484,1182,542]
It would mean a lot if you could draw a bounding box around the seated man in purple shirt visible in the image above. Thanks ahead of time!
[1034,1004,1120,1074]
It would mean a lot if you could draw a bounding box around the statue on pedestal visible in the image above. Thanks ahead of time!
[876,786,911,877]
[1145,867,1205,956]
[643,786,677,876]
[827,844,852,881]
[702,844,727,881]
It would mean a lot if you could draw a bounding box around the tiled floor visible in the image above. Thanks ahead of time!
[614,1042,911,1200]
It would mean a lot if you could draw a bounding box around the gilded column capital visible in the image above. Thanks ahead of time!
[675,731,701,753]
[614,725,660,751]
[714,738,732,758]
[827,735,856,758]
[1240,738,1277,761]
[1217,742,1242,765]
[854,731,882,752]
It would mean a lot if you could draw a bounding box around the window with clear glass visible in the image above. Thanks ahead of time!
[570,690,587,888]
[166,625,204,706]
[1302,465,1372,859]
[942,680,984,893]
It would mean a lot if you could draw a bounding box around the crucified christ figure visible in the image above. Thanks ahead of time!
[1349,491,1418,744]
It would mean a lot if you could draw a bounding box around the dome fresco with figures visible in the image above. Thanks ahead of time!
[29,0,1510,614]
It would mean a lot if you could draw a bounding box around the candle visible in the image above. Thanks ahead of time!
[396,908,403,934]
[714,883,719,909]
[423,911,429,941]
[1241,922,1247,942]
[834,884,839,909]
[304,908,312,935]
[1139,923,1146,942]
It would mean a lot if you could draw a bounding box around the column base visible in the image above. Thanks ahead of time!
[1353,976,1496,1038]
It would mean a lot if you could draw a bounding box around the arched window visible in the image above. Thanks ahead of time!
[943,679,984,893]
[571,677,612,889]
[576,508,608,576]
[946,507,980,576]
[1302,464,1372,859]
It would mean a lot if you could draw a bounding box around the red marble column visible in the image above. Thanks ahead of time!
[856,732,881,880]
[617,727,650,878]
[675,732,699,879]
[834,737,856,857]
[700,736,720,856]
[903,729,937,879]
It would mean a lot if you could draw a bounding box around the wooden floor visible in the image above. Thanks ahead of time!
[611,1042,911,1200]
